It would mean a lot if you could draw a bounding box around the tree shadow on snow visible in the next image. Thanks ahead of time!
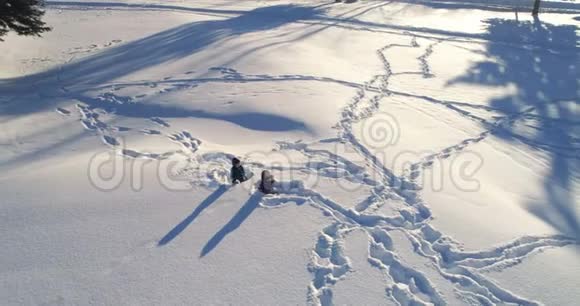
[158,185,228,246]
[0,4,325,115]
[46,1,246,16]
[73,95,309,132]
[0,4,322,166]
[395,0,580,13]
[449,17,579,240]
[200,192,263,257]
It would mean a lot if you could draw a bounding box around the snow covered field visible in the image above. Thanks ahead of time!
[1,0,579,305]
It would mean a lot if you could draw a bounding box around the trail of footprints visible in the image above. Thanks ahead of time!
[308,223,352,305]
[408,106,538,180]
[417,41,440,78]
[59,96,202,160]
[258,36,574,306]
[50,31,576,305]
[66,39,123,55]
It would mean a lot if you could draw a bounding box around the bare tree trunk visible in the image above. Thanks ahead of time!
[532,0,541,15]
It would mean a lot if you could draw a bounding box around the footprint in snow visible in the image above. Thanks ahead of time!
[103,39,122,47]
[150,117,170,127]
[102,135,119,147]
[81,120,97,131]
[56,108,71,116]
[141,129,161,135]
[121,149,174,160]
[113,126,131,132]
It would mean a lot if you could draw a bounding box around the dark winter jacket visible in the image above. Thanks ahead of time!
[259,171,276,194]
[231,165,247,184]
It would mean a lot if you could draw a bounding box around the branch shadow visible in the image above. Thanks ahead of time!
[0,4,325,114]
[450,17,579,239]
[395,0,580,13]
[200,192,263,257]
[46,1,246,16]
[158,185,228,246]
[0,4,322,164]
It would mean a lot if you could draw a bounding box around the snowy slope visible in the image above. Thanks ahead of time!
[1,0,579,305]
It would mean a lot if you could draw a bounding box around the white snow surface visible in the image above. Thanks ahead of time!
[1,0,579,305]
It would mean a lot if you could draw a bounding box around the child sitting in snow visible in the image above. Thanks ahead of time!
[231,157,247,184]
[259,170,277,194]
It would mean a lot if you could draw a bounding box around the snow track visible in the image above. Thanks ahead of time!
[244,32,575,305]
[51,35,575,305]
[40,2,578,304]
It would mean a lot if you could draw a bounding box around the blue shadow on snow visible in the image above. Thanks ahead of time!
[200,192,263,257]
[0,4,325,114]
[450,17,579,240]
[74,95,309,132]
[158,185,228,246]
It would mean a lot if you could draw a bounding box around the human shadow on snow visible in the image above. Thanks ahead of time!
[158,185,228,246]
[450,17,579,240]
[200,192,263,257]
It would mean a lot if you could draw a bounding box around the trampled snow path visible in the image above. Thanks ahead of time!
[43,5,579,305]
[261,35,576,305]
[52,42,575,306]
[296,35,573,304]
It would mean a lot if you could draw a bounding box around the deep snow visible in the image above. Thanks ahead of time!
[1,0,579,305]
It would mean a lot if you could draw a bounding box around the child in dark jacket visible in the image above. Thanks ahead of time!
[231,157,247,184]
